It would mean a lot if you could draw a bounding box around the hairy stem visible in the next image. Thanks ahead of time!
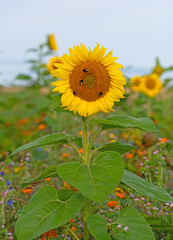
[81,117,91,240]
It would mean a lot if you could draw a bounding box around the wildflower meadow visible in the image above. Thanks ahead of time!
[1,7,173,240]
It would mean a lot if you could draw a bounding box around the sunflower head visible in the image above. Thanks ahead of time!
[152,66,164,76]
[47,56,62,75]
[51,43,126,117]
[142,74,162,98]
[48,34,58,51]
[130,76,143,92]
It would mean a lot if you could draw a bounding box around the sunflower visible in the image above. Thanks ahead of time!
[130,76,143,92]
[142,74,162,97]
[48,34,58,51]
[47,56,62,75]
[51,43,126,117]
[152,66,164,76]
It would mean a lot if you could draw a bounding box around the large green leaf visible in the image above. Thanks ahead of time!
[10,132,71,156]
[146,217,173,231]
[21,165,58,188]
[97,142,136,154]
[87,214,110,240]
[93,115,158,132]
[122,170,173,203]
[57,151,124,202]
[15,186,84,240]
[112,207,155,240]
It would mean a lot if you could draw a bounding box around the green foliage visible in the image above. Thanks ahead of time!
[10,132,72,156]
[49,94,71,113]
[97,142,136,154]
[16,36,55,86]
[93,115,158,132]
[112,207,155,240]
[121,170,173,203]
[146,217,173,231]
[57,151,124,202]
[21,165,58,188]
[15,186,84,240]
[73,137,83,148]
[87,214,110,240]
[16,74,31,80]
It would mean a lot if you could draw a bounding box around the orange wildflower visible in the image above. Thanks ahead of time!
[150,112,155,118]
[38,123,46,131]
[154,119,159,124]
[41,230,58,239]
[45,178,51,182]
[137,149,143,158]
[109,140,116,143]
[78,130,83,136]
[78,233,82,238]
[16,118,29,126]
[61,152,70,158]
[122,133,128,139]
[63,181,69,187]
[73,187,78,192]
[69,218,75,223]
[22,188,32,194]
[71,227,77,231]
[107,201,118,207]
[63,181,71,190]
[160,137,168,143]
[125,152,134,159]
[116,192,125,199]
[78,148,83,154]
[5,122,11,127]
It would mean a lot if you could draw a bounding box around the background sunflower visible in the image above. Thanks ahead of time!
[142,74,162,97]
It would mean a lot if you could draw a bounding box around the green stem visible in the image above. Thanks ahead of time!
[89,129,102,150]
[89,146,102,164]
[66,142,84,161]
[82,117,90,166]
[81,117,91,240]
[37,45,43,85]
[63,225,79,240]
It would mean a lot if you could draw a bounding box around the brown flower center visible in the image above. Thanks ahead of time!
[134,79,140,87]
[146,79,156,89]
[69,61,110,101]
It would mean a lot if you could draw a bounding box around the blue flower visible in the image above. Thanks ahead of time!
[37,147,42,152]
[6,180,11,186]
[6,200,14,206]
[0,172,5,176]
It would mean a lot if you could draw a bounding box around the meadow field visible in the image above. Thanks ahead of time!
[0,34,173,240]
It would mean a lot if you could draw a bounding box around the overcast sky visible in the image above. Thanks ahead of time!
[0,0,173,84]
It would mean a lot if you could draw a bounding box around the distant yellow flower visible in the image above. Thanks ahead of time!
[47,56,62,75]
[130,76,143,92]
[14,167,20,173]
[51,43,126,117]
[142,74,162,98]
[48,34,58,51]
[152,66,163,76]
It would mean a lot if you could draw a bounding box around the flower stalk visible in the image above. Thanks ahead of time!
[81,117,91,240]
